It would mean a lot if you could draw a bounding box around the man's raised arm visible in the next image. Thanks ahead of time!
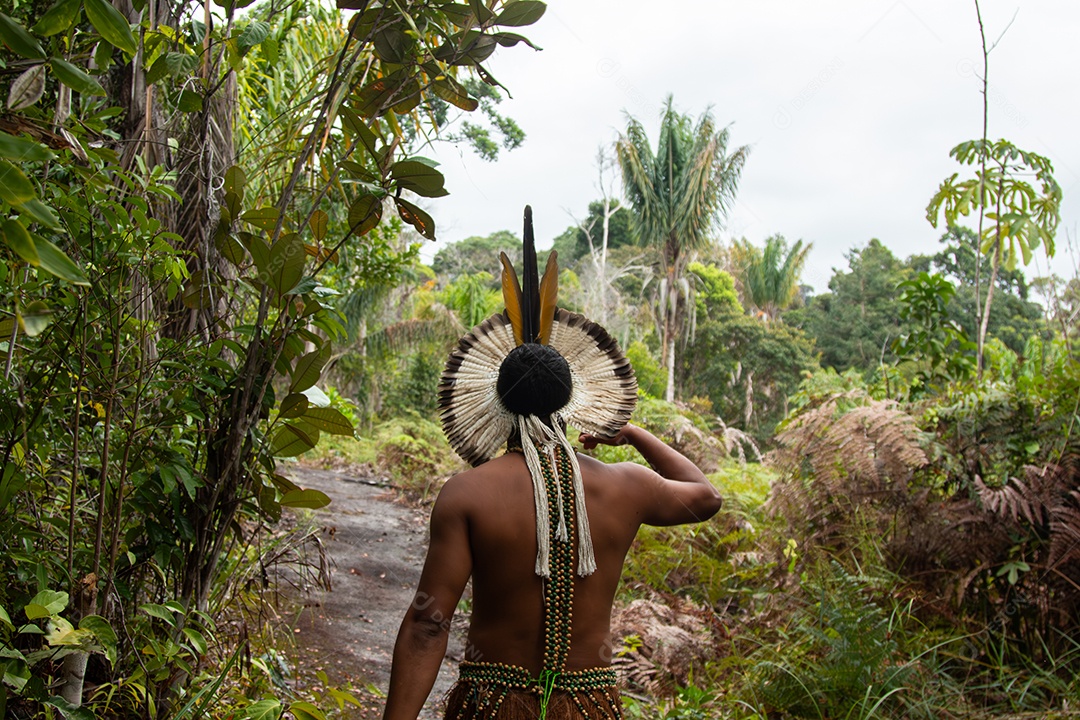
[580,422,722,526]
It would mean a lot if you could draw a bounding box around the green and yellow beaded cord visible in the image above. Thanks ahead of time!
[452,446,621,719]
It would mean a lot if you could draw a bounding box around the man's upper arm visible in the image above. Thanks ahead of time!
[409,477,472,627]
[620,462,722,527]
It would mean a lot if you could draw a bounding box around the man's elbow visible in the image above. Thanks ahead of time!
[405,605,451,644]
[696,485,723,520]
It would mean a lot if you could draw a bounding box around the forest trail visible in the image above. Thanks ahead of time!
[282,466,465,718]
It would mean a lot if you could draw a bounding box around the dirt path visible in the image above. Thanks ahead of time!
[282,466,465,718]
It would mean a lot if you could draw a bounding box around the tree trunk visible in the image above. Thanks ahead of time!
[977,243,1001,374]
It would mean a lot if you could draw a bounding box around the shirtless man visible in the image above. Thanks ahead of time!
[382,419,721,718]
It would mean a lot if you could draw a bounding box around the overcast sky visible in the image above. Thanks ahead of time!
[422,1,1080,294]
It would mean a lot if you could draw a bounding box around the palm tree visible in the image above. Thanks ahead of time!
[616,95,748,401]
[730,234,812,322]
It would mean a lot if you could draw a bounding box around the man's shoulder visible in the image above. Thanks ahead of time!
[438,454,524,495]
[578,453,653,482]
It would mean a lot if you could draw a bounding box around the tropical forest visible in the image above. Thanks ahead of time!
[1,0,1078,718]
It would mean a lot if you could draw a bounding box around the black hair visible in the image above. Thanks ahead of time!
[496,343,572,417]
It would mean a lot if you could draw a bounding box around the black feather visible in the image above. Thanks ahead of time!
[521,205,539,342]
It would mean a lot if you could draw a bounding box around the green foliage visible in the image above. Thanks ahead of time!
[617,94,749,401]
[892,271,975,392]
[747,562,917,720]
[680,313,818,442]
[559,200,638,261]
[626,342,666,399]
[0,0,545,714]
[688,261,742,317]
[928,139,1060,271]
[374,414,459,500]
[432,230,520,278]
[790,239,912,373]
[917,226,1046,356]
[927,138,1061,370]
[440,271,502,329]
[729,234,811,322]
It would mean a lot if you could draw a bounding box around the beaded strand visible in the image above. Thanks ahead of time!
[451,445,622,719]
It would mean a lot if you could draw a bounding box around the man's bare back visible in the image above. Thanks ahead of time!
[382,424,722,719]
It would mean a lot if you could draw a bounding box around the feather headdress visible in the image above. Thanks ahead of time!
[438,206,637,577]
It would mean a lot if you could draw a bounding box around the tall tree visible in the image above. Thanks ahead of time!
[790,239,911,373]
[729,234,812,322]
[927,139,1060,375]
[616,95,748,401]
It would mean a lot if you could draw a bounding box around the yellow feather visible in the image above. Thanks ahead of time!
[500,252,525,345]
[537,251,559,345]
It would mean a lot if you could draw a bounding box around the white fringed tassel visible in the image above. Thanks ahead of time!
[520,413,597,578]
[554,411,597,576]
[519,415,552,577]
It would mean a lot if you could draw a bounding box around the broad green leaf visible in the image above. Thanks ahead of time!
[49,58,106,97]
[431,77,478,112]
[223,190,243,220]
[241,232,271,275]
[44,695,96,720]
[146,51,198,85]
[290,344,330,393]
[35,236,90,285]
[242,206,279,232]
[288,702,327,720]
[0,13,46,59]
[373,26,410,63]
[139,603,177,625]
[242,699,283,720]
[301,385,331,408]
[1,219,39,265]
[338,160,378,182]
[214,230,247,267]
[491,31,541,49]
[182,627,208,655]
[45,616,88,645]
[261,36,278,64]
[7,64,46,110]
[267,232,305,295]
[23,603,50,620]
[236,20,270,52]
[33,0,81,36]
[19,197,61,228]
[78,615,117,664]
[441,4,474,27]
[288,275,317,295]
[0,132,53,163]
[0,160,35,204]
[224,165,246,197]
[395,198,436,240]
[347,194,382,236]
[278,392,308,419]
[353,69,407,118]
[26,590,68,618]
[0,604,12,629]
[269,473,300,493]
[18,300,52,337]
[269,423,317,457]
[83,0,137,55]
[309,209,328,242]
[302,407,354,436]
[494,0,546,26]
[279,488,331,509]
[178,89,203,112]
[338,107,381,160]
[390,160,448,198]
[468,0,494,23]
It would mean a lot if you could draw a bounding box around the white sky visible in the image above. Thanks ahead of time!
[422,0,1080,294]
